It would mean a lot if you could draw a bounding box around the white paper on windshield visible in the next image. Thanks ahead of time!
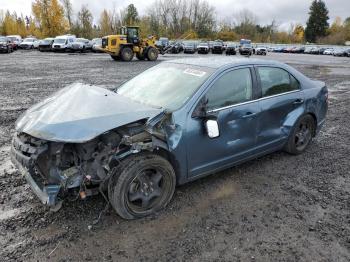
[183,68,207,77]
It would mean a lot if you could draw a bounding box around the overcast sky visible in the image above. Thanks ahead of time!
[1,0,349,30]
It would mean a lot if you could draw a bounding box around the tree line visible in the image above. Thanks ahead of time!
[0,0,349,45]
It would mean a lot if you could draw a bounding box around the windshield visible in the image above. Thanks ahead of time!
[185,43,194,47]
[116,63,214,111]
[77,39,85,42]
[54,38,66,44]
[0,37,7,42]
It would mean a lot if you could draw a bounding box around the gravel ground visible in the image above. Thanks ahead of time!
[0,51,349,262]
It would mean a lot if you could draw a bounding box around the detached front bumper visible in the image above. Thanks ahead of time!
[10,135,61,206]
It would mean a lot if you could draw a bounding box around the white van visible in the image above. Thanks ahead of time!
[52,35,76,52]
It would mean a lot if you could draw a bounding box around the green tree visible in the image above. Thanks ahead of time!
[345,17,350,27]
[305,0,329,43]
[123,4,139,26]
[60,0,73,30]
[77,5,93,38]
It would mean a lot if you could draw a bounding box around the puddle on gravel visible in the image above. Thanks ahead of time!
[328,67,350,76]
[329,81,350,91]
[211,182,237,200]
[0,208,22,221]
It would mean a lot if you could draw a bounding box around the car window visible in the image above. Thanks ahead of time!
[257,67,299,97]
[206,68,253,111]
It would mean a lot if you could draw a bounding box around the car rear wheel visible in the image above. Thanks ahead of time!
[284,114,315,155]
[108,153,176,220]
[120,47,134,61]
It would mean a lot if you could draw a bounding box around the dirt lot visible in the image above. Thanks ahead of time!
[0,51,349,262]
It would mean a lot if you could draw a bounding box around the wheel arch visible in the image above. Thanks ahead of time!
[305,111,317,136]
[283,109,318,138]
[152,147,181,185]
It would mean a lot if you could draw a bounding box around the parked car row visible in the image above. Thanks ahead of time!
[0,34,103,54]
[42,35,102,53]
[270,45,350,57]
[162,40,266,56]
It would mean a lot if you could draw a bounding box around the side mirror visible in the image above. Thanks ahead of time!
[205,119,219,138]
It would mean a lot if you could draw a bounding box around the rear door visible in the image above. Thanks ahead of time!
[255,66,304,149]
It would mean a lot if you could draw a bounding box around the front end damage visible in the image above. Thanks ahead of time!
[10,83,178,209]
[11,118,169,208]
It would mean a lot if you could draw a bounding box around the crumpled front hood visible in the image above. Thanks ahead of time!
[16,83,163,143]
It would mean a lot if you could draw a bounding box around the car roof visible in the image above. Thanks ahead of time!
[167,57,283,69]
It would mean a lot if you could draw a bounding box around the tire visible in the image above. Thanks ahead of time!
[110,55,120,61]
[284,114,316,155]
[120,47,134,61]
[108,153,176,220]
[146,47,158,61]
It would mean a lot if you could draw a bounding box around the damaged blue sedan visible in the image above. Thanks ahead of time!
[11,57,328,219]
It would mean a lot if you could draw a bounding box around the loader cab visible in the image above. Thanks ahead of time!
[120,26,140,45]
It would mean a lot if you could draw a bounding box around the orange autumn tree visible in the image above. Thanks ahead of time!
[32,0,68,37]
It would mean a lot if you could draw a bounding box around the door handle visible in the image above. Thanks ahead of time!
[241,112,257,118]
[293,99,304,105]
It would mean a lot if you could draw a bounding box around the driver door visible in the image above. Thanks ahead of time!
[186,67,260,178]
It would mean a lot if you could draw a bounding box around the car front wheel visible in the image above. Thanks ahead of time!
[108,153,176,219]
[284,114,315,155]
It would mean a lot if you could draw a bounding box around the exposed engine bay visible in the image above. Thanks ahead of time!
[11,118,169,208]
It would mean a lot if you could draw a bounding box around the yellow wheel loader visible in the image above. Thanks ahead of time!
[101,26,160,62]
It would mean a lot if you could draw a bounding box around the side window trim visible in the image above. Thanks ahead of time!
[289,73,301,90]
[255,65,301,99]
[205,66,255,112]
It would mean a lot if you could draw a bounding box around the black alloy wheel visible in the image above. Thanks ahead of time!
[108,154,176,219]
[294,119,313,152]
[285,114,315,155]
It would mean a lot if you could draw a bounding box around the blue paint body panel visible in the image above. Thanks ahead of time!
[161,58,328,185]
